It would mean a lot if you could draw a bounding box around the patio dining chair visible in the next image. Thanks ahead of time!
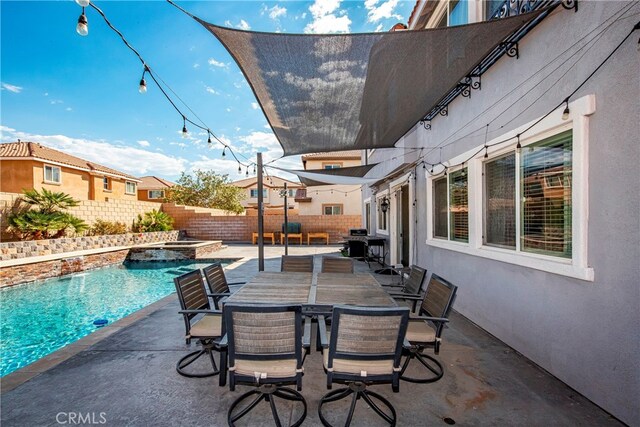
[321,256,354,274]
[281,255,314,273]
[393,273,457,383]
[202,263,245,310]
[317,305,410,426]
[173,270,226,381]
[224,303,311,427]
[384,265,428,310]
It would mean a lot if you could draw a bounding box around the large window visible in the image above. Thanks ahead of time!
[148,190,165,199]
[250,188,268,198]
[44,165,61,184]
[125,181,136,195]
[485,154,516,248]
[432,169,467,242]
[323,204,342,215]
[520,131,572,258]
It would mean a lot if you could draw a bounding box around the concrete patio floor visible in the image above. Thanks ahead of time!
[1,245,622,426]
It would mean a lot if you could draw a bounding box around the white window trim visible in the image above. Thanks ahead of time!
[363,197,372,232]
[376,190,390,235]
[388,172,415,266]
[43,164,62,184]
[125,181,137,195]
[426,94,595,282]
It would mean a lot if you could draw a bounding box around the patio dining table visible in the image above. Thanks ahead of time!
[224,271,397,314]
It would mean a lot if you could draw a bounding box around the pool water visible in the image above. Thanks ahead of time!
[0,260,235,377]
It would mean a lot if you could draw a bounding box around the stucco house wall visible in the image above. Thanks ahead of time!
[364,3,639,424]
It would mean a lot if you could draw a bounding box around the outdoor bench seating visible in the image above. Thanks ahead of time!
[252,232,275,245]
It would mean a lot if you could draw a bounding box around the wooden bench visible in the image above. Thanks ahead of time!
[280,233,303,245]
[307,232,329,245]
[252,232,275,245]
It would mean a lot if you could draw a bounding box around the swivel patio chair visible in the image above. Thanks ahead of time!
[393,273,457,383]
[321,256,354,274]
[317,305,410,427]
[281,255,314,273]
[202,263,245,310]
[224,303,311,427]
[384,265,428,311]
[174,270,226,381]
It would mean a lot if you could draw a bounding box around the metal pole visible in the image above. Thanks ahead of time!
[283,182,288,256]
[257,153,264,271]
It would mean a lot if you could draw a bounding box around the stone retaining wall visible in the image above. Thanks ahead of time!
[0,249,131,287]
[0,231,183,261]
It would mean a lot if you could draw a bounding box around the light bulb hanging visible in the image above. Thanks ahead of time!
[207,132,212,145]
[516,134,521,151]
[76,8,89,36]
[75,0,90,6]
[245,168,249,177]
[222,147,226,158]
[238,164,242,174]
[253,165,256,174]
[181,116,188,138]
[562,99,570,120]
[484,146,488,159]
[138,68,147,94]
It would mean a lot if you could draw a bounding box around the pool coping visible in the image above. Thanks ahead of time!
[0,256,248,394]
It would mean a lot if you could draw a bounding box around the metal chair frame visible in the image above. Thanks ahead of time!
[280,255,315,273]
[173,270,226,382]
[317,306,410,427]
[384,265,428,309]
[202,263,245,310]
[224,303,311,427]
[394,273,458,383]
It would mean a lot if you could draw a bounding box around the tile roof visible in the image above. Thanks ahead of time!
[301,150,362,161]
[138,176,175,190]
[0,141,139,181]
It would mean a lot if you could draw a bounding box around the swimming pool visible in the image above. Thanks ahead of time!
[0,259,237,377]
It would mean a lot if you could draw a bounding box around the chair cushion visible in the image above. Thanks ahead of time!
[322,349,394,376]
[405,320,436,343]
[189,315,222,338]
[233,359,299,379]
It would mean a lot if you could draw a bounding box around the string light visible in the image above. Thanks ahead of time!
[245,167,249,177]
[76,8,88,36]
[75,0,90,6]
[138,67,147,94]
[562,99,570,120]
[253,164,256,174]
[207,132,212,145]
[238,163,242,174]
[483,146,488,159]
[181,116,188,138]
[516,134,521,151]
[222,147,226,157]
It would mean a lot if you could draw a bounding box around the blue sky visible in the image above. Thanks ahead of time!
[1,0,415,181]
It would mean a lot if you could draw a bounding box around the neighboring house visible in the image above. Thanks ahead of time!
[231,176,303,211]
[0,141,140,201]
[298,151,363,216]
[362,1,639,425]
[137,176,175,202]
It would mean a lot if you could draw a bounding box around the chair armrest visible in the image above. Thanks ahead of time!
[179,309,222,315]
[317,315,329,349]
[207,292,232,298]
[302,317,312,348]
[227,281,246,286]
[218,334,228,347]
[381,284,404,288]
[410,316,449,324]
[388,293,423,300]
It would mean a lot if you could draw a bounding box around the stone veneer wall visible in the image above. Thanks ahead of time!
[0,249,131,287]
[0,192,166,241]
[0,231,183,261]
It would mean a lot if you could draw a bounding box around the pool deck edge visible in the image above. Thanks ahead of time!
[0,293,178,394]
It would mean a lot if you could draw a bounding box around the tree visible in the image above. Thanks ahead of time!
[6,189,88,240]
[165,170,245,214]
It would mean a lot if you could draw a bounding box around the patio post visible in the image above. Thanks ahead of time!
[257,152,264,271]
[283,182,288,255]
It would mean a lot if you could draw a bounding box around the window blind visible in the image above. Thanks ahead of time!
[433,178,448,238]
[521,130,572,257]
[449,169,468,242]
[485,154,516,248]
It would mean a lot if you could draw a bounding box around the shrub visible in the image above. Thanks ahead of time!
[132,210,174,233]
[6,189,88,240]
[89,219,128,236]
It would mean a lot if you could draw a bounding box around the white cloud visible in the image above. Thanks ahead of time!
[43,92,49,96]
[251,102,259,110]
[65,107,73,111]
[0,127,187,177]
[50,100,63,105]
[268,5,287,20]
[365,0,402,23]
[227,19,252,30]
[375,23,384,32]
[189,157,247,178]
[193,63,200,69]
[305,0,351,34]
[226,108,232,112]
[137,140,151,147]
[205,86,218,95]
[1,82,22,93]
[207,58,227,68]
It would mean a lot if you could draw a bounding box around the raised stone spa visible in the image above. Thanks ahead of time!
[127,240,224,261]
